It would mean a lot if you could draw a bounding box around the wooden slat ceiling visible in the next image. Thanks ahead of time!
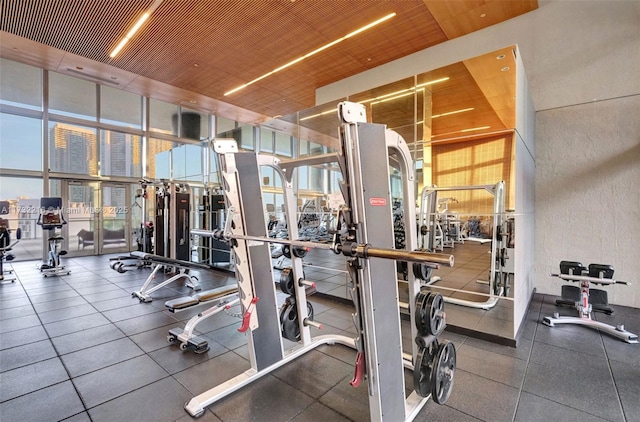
[0,0,537,135]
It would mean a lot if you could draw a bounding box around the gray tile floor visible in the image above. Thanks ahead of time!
[1,255,639,422]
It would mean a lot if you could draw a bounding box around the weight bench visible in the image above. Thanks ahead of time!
[109,254,153,273]
[130,251,211,302]
[165,285,239,353]
[543,261,638,343]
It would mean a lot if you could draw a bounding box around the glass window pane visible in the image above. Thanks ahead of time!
[100,130,143,178]
[239,125,254,150]
[100,86,142,129]
[148,138,173,179]
[49,72,96,120]
[275,132,291,157]
[216,116,235,135]
[261,167,274,187]
[173,143,203,182]
[0,113,43,171]
[0,59,42,111]
[260,128,274,153]
[309,142,323,156]
[180,108,209,140]
[299,140,309,157]
[149,98,178,135]
[0,176,42,261]
[48,122,98,175]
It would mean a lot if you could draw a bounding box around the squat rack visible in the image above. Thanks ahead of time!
[185,102,455,421]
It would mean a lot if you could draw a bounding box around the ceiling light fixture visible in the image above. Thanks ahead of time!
[432,107,474,118]
[358,77,449,104]
[224,12,397,96]
[109,0,163,58]
[299,109,335,121]
[460,126,490,133]
[431,126,491,138]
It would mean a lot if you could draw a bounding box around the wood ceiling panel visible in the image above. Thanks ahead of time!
[1,0,537,131]
[423,0,537,39]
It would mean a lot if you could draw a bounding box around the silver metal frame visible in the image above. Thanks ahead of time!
[418,182,506,310]
[185,101,453,420]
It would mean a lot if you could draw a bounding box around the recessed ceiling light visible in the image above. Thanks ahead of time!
[76,66,83,70]
[193,63,199,67]
[480,13,486,18]
[497,54,506,60]
[224,13,396,96]
[501,66,510,72]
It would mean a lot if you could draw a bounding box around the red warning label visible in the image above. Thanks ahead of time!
[369,197,387,206]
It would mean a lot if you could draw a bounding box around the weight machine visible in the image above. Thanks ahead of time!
[418,182,510,310]
[543,261,637,343]
[154,181,190,261]
[185,102,457,421]
[0,201,21,282]
[37,197,70,277]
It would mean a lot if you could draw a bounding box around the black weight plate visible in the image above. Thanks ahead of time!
[291,246,308,258]
[282,245,291,259]
[281,301,314,342]
[279,267,295,295]
[503,273,510,297]
[413,262,432,281]
[493,271,502,296]
[414,290,432,336]
[426,293,445,336]
[430,341,456,405]
[413,339,439,397]
[281,303,299,341]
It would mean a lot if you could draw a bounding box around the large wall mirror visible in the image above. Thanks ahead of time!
[262,45,534,345]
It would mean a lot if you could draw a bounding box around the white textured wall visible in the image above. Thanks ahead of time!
[317,0,640,308]
[536,96,640,307]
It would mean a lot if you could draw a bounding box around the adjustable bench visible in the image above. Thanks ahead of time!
[543,261,638,343]
[165,285,239,353]
[130,251,212,302]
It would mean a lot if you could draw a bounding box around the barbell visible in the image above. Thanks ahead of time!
[191,229,454,268]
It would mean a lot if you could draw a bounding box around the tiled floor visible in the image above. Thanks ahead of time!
[1,255,639,422]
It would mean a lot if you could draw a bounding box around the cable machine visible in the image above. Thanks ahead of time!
[185,102,457,421]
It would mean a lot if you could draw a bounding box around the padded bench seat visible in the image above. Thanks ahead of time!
[165,285,238,312]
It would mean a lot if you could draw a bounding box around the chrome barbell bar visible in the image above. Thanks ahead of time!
[191,229,453,267]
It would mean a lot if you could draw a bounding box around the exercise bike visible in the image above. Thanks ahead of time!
[0,201,21,282]
[37,197,70,277]
[543,260,638,343]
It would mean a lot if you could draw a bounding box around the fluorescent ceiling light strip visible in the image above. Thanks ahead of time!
[358,77,448,104]
[416,77,450,88]
[370,91,415,105]
[224,12,396,96]
[299,109,335,121]
[431,126,490,138]
[432,107,475,118]
[110,0,163,58]
[461,126,490,132]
